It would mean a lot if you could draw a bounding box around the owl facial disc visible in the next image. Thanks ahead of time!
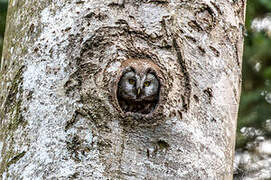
[117,66,160,115]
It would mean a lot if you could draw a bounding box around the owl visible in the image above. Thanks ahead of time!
[117,59,160,115]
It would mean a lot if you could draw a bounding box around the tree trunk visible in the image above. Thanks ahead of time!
[0,0,246,179]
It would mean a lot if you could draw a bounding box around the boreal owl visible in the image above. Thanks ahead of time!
[117,59,160,114]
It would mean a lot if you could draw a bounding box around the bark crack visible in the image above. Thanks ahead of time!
[172,38,191,112]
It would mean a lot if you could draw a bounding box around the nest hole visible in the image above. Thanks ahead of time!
[117,97,159,114]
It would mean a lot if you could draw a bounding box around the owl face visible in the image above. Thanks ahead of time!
[118,68,159,100]
[117,67,160,114]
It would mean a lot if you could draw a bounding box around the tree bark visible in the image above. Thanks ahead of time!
[0,0,246,179]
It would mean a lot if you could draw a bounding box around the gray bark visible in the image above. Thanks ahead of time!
[0,0,246,179]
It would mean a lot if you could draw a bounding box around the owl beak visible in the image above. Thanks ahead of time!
[137,88,141,95]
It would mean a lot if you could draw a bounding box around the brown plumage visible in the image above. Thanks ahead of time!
[117,59,161,114]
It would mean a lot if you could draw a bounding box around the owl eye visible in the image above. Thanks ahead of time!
[128,79,135,85]
[144,81,151,87]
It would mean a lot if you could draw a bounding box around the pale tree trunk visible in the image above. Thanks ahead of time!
[0,0,246,179]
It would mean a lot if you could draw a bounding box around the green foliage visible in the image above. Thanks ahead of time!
[260,0,271,10]
[0,1,8,59]
[236,0,271,148]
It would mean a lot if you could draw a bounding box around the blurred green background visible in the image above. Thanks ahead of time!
[236,0,271,148]
[0,0,8,58]
[0,0,271,151]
